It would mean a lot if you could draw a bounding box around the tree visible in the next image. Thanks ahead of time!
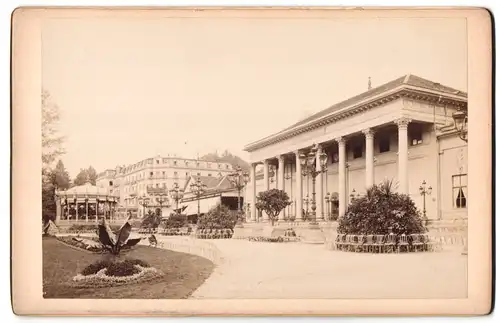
[42,90,65,171]
[41,90,65,225]
[140,209,163,230]
[73,166,97,186]
[337,180,426,235]
[255,189,291,226]
[52,160,71,190]
[87,166,98,185]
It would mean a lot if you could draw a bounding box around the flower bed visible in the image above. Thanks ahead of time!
[159,227,192,236]
[283,228,297,237]
[248,236,300,243]
[71,262,164,288]
[334,233,437,253]
[195,228,233,239]
[57,236,104,253]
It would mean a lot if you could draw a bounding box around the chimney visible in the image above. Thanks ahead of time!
[368,76,372,90]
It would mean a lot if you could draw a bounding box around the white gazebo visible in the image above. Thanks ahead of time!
[55,181,120,223]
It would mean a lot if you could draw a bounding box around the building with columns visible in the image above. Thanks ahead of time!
[244,74,468,223]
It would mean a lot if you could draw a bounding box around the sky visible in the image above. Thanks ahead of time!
[42,16,467,178]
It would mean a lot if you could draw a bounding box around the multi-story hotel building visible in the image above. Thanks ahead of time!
[244,74,468,224]
[97,155,234,217]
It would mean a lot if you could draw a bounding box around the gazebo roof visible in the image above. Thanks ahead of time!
[57,182,114,198]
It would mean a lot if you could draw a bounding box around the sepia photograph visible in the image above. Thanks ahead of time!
[11,7,492,316]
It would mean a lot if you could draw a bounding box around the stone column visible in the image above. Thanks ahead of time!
[262,160,270,221]
[278,155,286,221]
[363,128,375,189]
[315,145,324,221]
[395,118,411,194]
[336,137,346,218]
[263,159,270,191]
[295,151,303,220]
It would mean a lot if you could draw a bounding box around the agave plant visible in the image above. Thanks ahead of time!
[98,215,141,255]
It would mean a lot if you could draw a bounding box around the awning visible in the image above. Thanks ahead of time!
[181,196,221,215]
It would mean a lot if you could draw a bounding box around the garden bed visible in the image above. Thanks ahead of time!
[247,236,300,243]
[195,228,234,239]
[43,236,214,298]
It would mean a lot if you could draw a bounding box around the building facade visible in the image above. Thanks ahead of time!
[244,74,468,223]
[96,155,234,217]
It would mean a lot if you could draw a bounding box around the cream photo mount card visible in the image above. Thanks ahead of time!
[11,6,493,316]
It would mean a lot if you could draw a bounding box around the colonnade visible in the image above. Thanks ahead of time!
[248,117,411,222]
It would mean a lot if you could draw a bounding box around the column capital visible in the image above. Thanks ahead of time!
[395,117,412,129]
[335,137,346,146]
[263,159,269,165]
[277,154,286,163]
[362,128,375,139]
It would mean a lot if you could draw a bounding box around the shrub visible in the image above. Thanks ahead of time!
[81,260,112,276]
[197,204,238,230]
[140,210,163,229]
[337,180,426,235]
[163,213,188,229]
[106,261,141,277]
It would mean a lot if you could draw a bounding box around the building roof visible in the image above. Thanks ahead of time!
[56,182,116,198]
[281,74,466,133]
[244,74,467,152]
[182,175,236,196]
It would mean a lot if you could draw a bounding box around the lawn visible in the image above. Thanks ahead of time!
[43,236,215,299]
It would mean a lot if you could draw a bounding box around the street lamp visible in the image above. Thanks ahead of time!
[303,194,310,221]
[325,192,339,221]
[299,143,328,223]
[170,182,184,213]
[228,165,250,213]
[155,193,169,216]
[419,180,432,225]
[452,109,468,143]
[138,194,150,218]
[190,176,207,219]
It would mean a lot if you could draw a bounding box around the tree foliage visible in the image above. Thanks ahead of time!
[73,166,98,186]
[255,189,291,226]
[52,160,71,189]
[41,90,66,224]
[197,204,238,230]
[42,90,65,170]
[337,180,426,235]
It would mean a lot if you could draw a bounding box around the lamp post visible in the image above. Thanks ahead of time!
[299,144,328,223]
[419,180,432,225]
[452,108,468,256]
[452,109,468,143]
[155,192,169,216]
[138,194,150,218]
[325,192,339,221]
[298,143,328,243]
[170,182,184,214]
[302,195,310,221]
[190,176,207,218]
[228,165,250,213]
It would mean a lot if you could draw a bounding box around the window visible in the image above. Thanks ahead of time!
[197,172,201,176]
[452,174,467,208]
[162,171,166,178]
[163,183,166,188]
[173,161,177,166]
[156,160,160,164]
[208,173,212,177]
[330,152,339,164]
[186,172,189,177]
[149,172,153,177]
[174,171,178,178]
[109,181,113,186]
[226,165,229,169]
[378,136,390,153]
[353,144,363,159]
[156,183,159,188]
[410,124,423,146]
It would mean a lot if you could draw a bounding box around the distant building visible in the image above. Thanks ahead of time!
[244,74,468,223]
[96,155,234,217]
